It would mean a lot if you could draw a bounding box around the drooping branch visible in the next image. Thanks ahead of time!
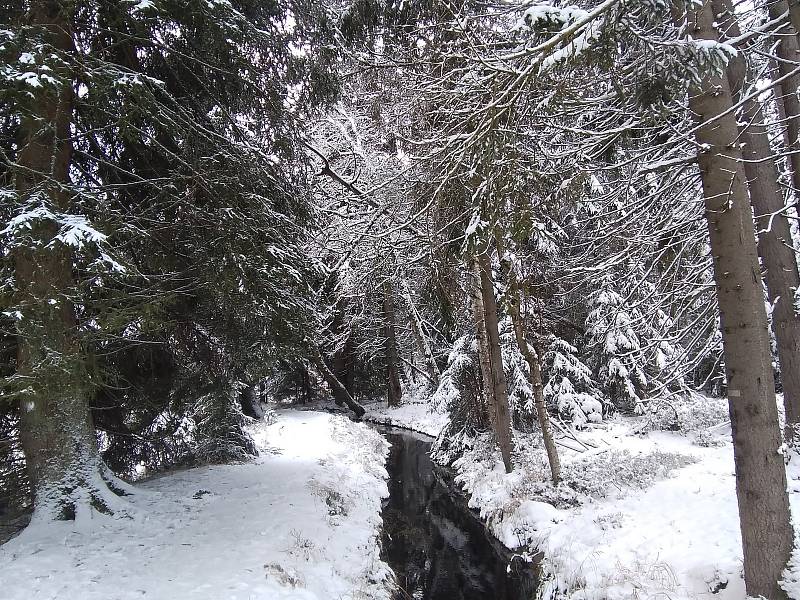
[303,141,425,240]
[307,342,366,419]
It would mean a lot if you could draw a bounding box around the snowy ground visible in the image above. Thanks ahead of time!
[376,395,800,600]
[449,422,745,599]
[363,398,448,437]
[0,410,392,600]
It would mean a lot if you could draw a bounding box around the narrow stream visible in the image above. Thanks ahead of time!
[377,426,538,600]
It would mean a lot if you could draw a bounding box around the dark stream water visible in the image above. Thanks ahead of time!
[378,426,538,600]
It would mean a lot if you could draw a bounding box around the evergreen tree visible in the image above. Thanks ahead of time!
[585,280,648,414]
[542,336,602,428]
[1,0,342,520]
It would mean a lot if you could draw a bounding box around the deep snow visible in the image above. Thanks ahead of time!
[363,398,449,437]
[0,410,393,600]
[376,396,800,600]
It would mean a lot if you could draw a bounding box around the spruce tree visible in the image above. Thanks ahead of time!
[1,0,341,520]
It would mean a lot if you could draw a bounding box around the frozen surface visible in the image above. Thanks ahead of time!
[0,410,392,600]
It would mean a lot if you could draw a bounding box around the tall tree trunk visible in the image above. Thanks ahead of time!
[301,366,312,404]
[383,281,403,406]
[329,298,354,403]
[331,333,355,399]
[472,254,514,473]
[12,1,123,522]
[715,0,800,440]
[681,3,792,596]
[510,307,561,484]
[785,0,800,48]
[768,3,800,203]
[495,239,561,484]
[308,344,366,418]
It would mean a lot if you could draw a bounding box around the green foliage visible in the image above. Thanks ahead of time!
[193,381,257,463]
[0,0,348,498]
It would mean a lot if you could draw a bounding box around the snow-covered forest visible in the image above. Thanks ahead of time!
[2,0,800,598]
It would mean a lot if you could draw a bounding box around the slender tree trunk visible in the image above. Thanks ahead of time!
[681,3,792,596]
[472,254,514,473]
[383,281,403,406]
[329,299,354,403]
[331,333,355,399]
[471,260,495,429]
[715,0,800,440]
[309,344,366,418]
[408,315,438,385]
[495,239,561,484]
[510,311,560,484]
[12,1,124,522]
[302,367,311,404]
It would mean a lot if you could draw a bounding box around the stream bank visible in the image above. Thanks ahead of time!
[376,424,539,599]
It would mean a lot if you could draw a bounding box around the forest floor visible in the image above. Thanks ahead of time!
[364,396,448,437]
[365,395,800,600]
[0,410,393,600]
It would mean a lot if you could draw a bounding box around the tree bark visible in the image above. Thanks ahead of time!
[328,299,355,403]
[473,254,514,473]
[681,2,793,596]
[510,308,561,484]
[331,334,355,400]
[309,344,366,418]
[301,366,312,404]
[766,2,800,207]
[12,1,124,522]
[785,0,800,48]
[715,0,800,440]
[382,282,403,407]
[471,260,496,429]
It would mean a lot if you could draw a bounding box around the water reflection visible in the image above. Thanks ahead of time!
[379,428,538,600]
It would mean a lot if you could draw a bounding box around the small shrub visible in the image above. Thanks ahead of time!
[562,448,697,498]
[643,392,729,434]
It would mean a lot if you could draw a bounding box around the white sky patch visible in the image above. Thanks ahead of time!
[281,12,296,35]
[589,174,605,194]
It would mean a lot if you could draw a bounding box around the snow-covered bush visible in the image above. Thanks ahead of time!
[430,335,486,460]
[542,337,603,427]
[561,448,697,499]
[430,427,476,467]
[642,392,729,434]
[193,383,257,463]
[585,284,648,414]
[431,319,546,436]
[499,318,537,424]
[443,430,697,519]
